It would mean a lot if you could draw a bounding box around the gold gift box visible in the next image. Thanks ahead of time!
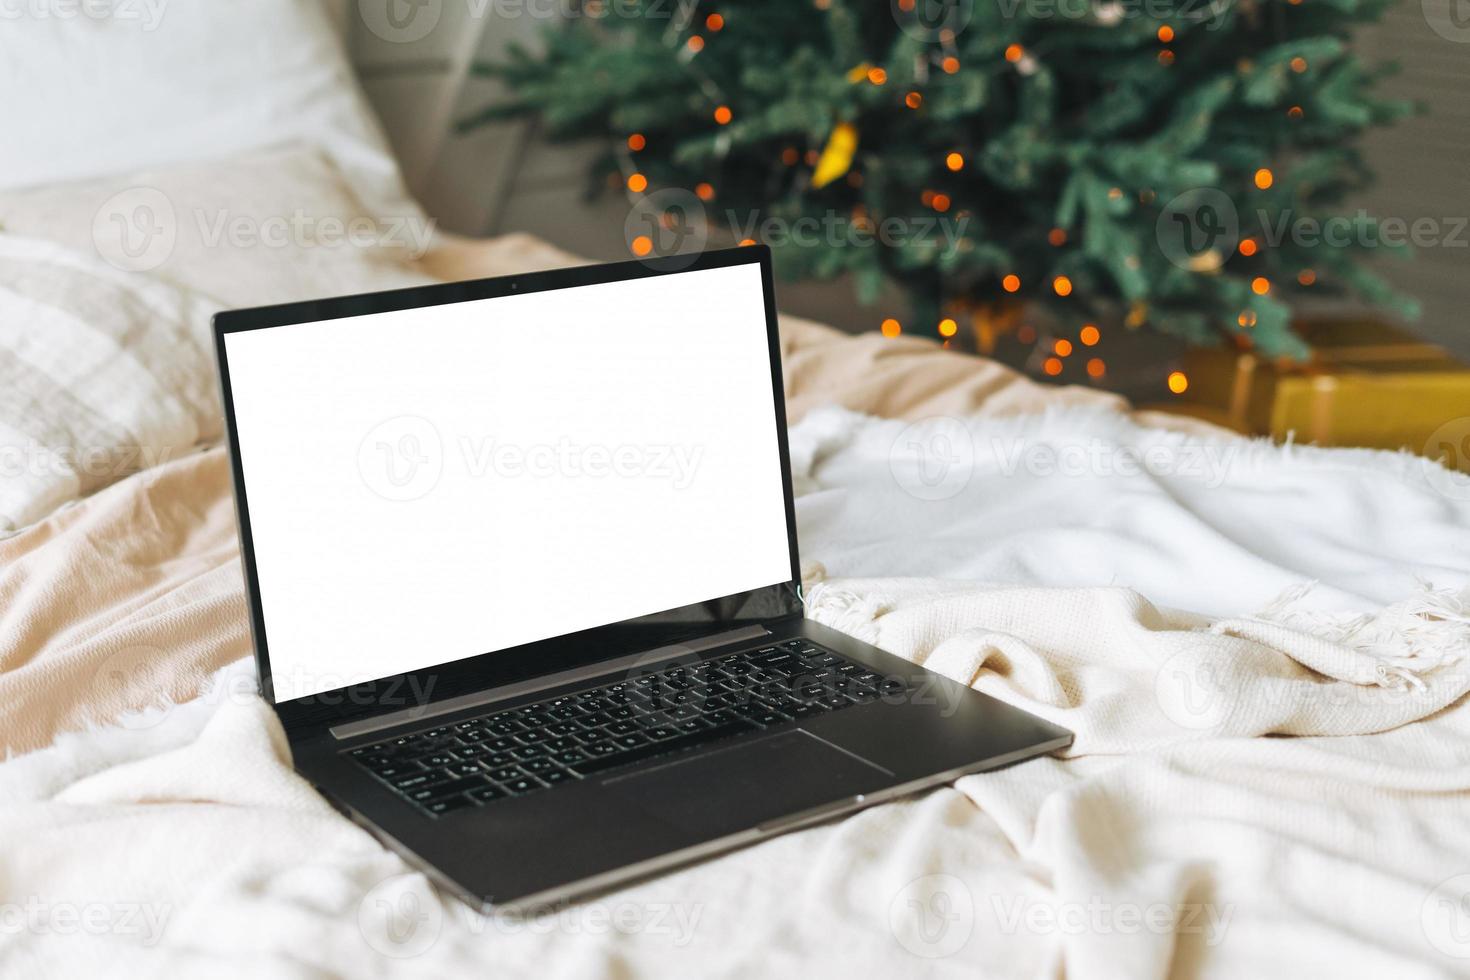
[1172,319,1470,471]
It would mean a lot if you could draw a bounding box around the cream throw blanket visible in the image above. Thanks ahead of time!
[3,577,1466,979]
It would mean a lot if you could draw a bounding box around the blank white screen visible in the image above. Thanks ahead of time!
[224,263,793,702]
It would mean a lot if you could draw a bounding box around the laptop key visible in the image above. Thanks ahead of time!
[426,795,475,815]
[467,785,504,804]
[568,720,758,777]
[501,776,546,796]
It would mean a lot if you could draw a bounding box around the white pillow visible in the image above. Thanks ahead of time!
[0,235,221,534]
[0,0,416,220]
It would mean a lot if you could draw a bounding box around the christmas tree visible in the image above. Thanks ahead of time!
[464,0,1417,365]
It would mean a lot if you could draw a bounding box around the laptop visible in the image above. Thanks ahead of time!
[212,246,1072,910]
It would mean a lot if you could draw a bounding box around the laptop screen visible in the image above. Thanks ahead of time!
[222,262,794,702]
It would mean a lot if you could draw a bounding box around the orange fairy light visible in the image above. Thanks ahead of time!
[631,235,653,257]
[627,133,646,151]
[1053,276,1073,297]
[626,173,648,193]
[881,318,902,338]
[1086,358,1106,378]
[1043,357,1063,376]
[1002,274,1021,293]
[1054,338,1073,357]
[1252,276,1271,295]
[1167,371,1189,394]
[713,105,733,125]
[938,318,958,337]
[1079,324,1100,346]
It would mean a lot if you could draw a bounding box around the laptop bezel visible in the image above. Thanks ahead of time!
[212,246,803,735]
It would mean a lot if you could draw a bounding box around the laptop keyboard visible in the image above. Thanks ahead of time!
[347,639,902,817]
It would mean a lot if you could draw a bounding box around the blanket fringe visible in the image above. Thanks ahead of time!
[1218,580,1469,690]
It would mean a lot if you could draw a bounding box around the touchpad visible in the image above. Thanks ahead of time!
[602,730,893,836]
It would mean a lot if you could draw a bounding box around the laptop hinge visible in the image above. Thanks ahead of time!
[327,625,773,741]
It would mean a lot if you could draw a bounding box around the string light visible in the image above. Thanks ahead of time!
[631,235,653,256]
[781,147,799,165]
[881,318,902,338]
[1239,238,1259,256]
[695,182,715,201]
[1252,276,1271,295]
[706,12,724,31]
[1087,358,1106,378]
[1254,168,1274,189]
[1043,357,1063,376]
[1167,371,1189,394]
[1157,25,1175,42]
[739,238,757,246]
[1054,338,1073,356]
[938,317,958,337]
[921,190,935,207]
[867,66,888,85]
[1290,56,1307,72]
[1053,276,1073,297]
[942,56,960,73]
[1288,105,1304,119]
[1080,324,1100,346]
[1158,49,1175,66]
[1298,269,1316,285]
[1048,227,1067,246]
[713,105,733,125]
[1004,44,1025,63]
[946,152,964,171]
[627,173,647,192]
[1002,274,1021,292]
[627,133,646,151]
[1238,310,1257,328]
[931,193,952,212]
[905,91,923,109]
[687,34,704,52]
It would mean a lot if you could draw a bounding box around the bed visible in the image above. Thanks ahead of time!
[4,6,1470,978]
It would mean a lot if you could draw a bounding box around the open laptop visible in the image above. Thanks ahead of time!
[212,245,1072,910]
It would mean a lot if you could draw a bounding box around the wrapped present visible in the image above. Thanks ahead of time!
[1173,318,1470,471]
